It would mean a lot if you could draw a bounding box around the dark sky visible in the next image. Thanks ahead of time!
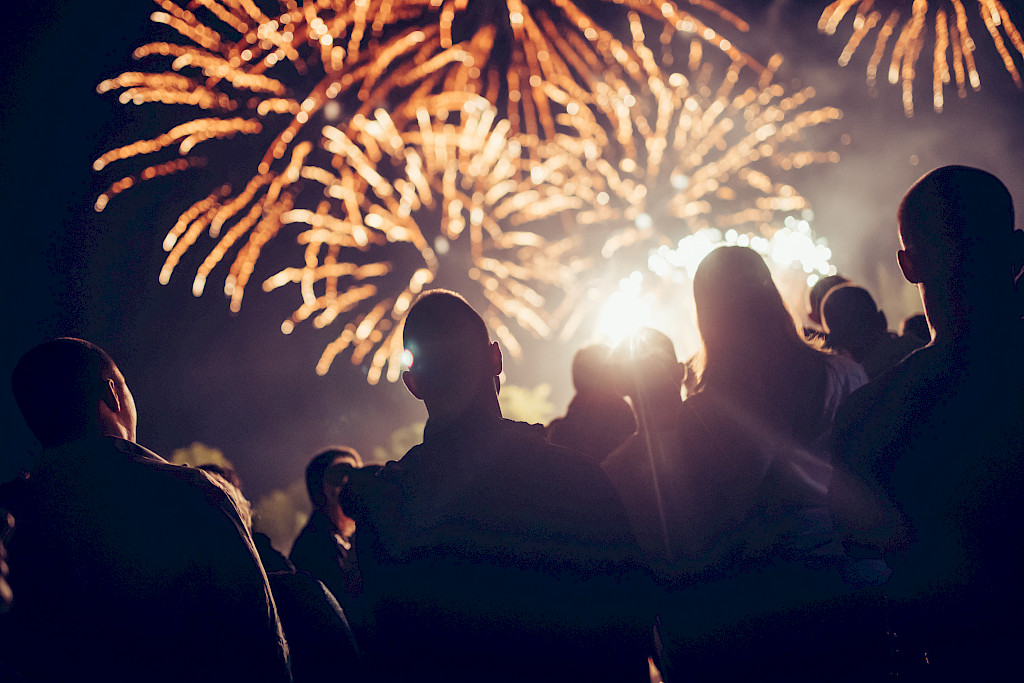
[3,0,1023,497]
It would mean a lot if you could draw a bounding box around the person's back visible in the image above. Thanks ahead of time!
[199,463,363,683]
[831,166,1024,676]
[345,290,648,683]
[349,417,645,681]
[4,339,290,682]
[14,439,289,681]
[628,250,864,680]
[547,344,636,463]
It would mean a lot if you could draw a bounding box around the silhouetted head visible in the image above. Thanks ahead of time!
[570,343,614,394]
[807,274,850,327]
[695,246,804,355]
[401,289,502,419]
[305,447,362,511]
[898,166,1024,338]
[693,246,817,396]
[899,166,1022,288]
[609,328,683,401]
[821,284,887,362]
[12,338,137,449]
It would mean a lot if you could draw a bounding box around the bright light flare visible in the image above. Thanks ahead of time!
[592,222,838,363]
[593,272,656,346]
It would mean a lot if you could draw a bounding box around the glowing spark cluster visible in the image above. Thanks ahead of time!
[819,0,1024,115]
[166,93,582,383]
[594,219,837,353]
[94,0,763,380]
[94,1,843,381]
[551,16,842,343]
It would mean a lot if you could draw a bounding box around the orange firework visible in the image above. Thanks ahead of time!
[94,0,759,380]
[819,0,1024,115]
[543,14,842,340]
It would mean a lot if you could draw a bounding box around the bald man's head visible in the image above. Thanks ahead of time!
[898,165,1017,280]
[401,290,501,418]
[12,338,137,448]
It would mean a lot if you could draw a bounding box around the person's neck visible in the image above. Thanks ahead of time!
[425,390,502,432]
[924,286,1019,348]
[98,420,134,443]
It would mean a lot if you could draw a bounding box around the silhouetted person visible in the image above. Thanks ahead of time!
[3,338,290,682]
[602,328,687,567]
[547,343,636,463]
[805,273,850,345]
[900,312,930,344]
[608,248,865,681]
[343,290,648,683]
[831,166,1024,678]
[289,448,368,642]
[199,464,362,683]
[821,284,925,379]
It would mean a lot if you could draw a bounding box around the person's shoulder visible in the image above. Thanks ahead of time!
[112,442,245,524]
[123,445,225,497]
[602,433,643,474]
[834,345,941,439]
[824,350,866,377]
[489,420,613,488]
[503,419,594,467]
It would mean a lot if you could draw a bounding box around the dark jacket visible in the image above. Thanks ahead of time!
[344,412,649,683]
[4,436,291,682]
[831,326,1024,677]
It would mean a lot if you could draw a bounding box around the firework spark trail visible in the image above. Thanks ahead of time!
[261,93,586,383]
[542,14,842,340]
[819,0,1024,115]
[96,0,759,195]
[94,0,761,380]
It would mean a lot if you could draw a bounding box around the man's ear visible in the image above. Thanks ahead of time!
[489,341,502,376]
[897,249,922,284]
[402,371,422,400]
[101,378,121,414]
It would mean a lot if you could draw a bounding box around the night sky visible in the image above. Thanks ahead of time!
[3,0,1024,498]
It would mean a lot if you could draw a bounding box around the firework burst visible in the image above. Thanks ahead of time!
[165,92,585,383]
[818,0,1024,115]
[543,15,842,343]
[94,0,760,379]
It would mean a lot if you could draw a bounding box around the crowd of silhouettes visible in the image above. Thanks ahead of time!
[0,164,1021,682]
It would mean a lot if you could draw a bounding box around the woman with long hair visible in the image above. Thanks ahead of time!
[692,245,863,457]
[653,246,867,680]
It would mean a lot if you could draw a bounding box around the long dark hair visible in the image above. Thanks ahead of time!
[692,246,830,442]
